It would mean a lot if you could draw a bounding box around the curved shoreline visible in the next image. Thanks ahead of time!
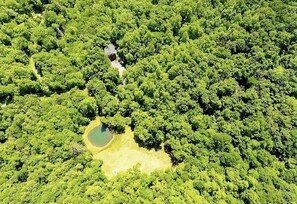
[83,116,116,154]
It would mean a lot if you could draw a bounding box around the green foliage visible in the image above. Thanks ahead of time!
[0,0,297,203]
[102,113,131,134]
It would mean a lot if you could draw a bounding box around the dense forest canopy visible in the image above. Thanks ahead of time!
[0,0,297,203]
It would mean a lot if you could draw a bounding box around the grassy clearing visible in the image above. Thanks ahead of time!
[83,118,172,178]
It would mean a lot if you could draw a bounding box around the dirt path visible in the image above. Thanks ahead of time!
[111,60,125,77]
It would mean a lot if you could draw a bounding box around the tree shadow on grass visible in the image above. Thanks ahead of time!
[133,135,162,151]
[164,143,179,166]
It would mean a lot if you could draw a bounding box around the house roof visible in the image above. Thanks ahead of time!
[104,44,116,56]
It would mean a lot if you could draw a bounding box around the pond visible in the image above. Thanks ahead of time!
[88,125,113,147]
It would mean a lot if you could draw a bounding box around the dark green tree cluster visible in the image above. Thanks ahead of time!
[0,0,297,203]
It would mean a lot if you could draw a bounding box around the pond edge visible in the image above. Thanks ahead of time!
[83,116,116,154]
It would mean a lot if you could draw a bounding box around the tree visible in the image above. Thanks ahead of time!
[102,113,130,134]
[78,97,97,118]
[1,0,297,203]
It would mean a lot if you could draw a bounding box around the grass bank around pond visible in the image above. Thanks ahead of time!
[83,116,115,153]
[83,117,172,178]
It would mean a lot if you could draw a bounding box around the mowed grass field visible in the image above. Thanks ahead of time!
[83,118,172,178]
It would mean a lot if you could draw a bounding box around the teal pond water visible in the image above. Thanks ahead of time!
[88,125,113,147]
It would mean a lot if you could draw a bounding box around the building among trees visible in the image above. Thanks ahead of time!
[104,44,117,61]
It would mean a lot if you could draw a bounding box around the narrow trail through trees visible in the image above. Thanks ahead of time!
[29,57,42,81]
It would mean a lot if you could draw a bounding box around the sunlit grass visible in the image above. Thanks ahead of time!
[83,117,172,178]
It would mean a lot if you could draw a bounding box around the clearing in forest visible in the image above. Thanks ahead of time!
[83,118,172,178]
